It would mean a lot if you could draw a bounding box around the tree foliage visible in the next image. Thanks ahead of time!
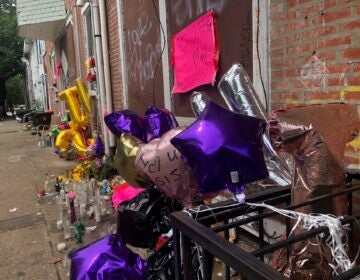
[5,74,24,106]
[0,0,24,116]
[0,0,23,80]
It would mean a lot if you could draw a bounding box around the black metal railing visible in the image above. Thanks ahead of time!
[170,181,360,280]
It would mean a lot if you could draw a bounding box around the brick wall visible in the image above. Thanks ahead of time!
[270,0,360,164]
[106,1,124,111]
[76,6,87,81]
[44,41,59,115]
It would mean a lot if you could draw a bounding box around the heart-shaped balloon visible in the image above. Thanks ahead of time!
[135,126,198,205]
[114,134,153,188]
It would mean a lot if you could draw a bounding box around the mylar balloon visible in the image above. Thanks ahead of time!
[135,126,198,205]
[69,234,148,280]
[95,135,104,156]
[144,106,178,142]
[75,78,91,115]
[59,87,89,128]
[218,63,291,186]
[55,129,88,155]
[171,101,269,194]
[104,110,145,141]
[113,134,152,188]
[190,91,210,118]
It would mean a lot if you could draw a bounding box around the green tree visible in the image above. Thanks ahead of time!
[0,0,24,118]
[5,74,24,106]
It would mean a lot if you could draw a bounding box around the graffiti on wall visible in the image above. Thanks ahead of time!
[126,2,161,92]
[299,55,329,89]
[170,0,226,26]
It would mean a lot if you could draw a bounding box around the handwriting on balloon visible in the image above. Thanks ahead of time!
[136,149,184,185]
[154,169,182,187]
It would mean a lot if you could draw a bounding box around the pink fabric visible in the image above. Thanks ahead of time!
[111,183,144,209]
[172,11,219,93]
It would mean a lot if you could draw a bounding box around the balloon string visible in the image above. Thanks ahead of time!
[186,200,244,222]
[247,202,357,276]
[185,200,359,276]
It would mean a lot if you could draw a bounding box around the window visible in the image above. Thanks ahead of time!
[83,3,94,57]
[82,3,97,94]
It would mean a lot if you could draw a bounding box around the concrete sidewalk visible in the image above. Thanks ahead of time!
[0,120,117,280]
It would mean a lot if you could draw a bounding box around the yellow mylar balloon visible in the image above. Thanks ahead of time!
[75,78,91,115]
[59,87,88,128]
[55,129,88,155]
[69,121,81,131]
[57,79,92,158]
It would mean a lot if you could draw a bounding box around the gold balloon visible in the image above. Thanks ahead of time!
[114,134,152,188]
[55,129,88,155]
[59,87,89,128]
[87,137,96,146]
[75,78,91,115]
[56,79,93,158]
[69,121,80,130]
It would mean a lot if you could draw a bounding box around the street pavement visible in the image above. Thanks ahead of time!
[0,120,117,280]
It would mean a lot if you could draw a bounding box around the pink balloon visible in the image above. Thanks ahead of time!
[135,126,198,206]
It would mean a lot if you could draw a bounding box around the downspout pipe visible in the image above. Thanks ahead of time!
[21,57,31,109]
[98,0,116,151]
[72,5,82,79]
[91,0,110,155]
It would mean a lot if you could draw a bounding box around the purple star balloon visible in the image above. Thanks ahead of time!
[69,234,148,280]
[104,110,145,141]
[144,106,178,142]
[171,101,268,194]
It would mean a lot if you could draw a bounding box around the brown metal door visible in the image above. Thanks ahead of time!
[122,0,164,114]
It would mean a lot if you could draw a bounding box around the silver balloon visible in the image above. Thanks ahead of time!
[218,64,267,119]
[190,91,210,118]
[218,64,291,186]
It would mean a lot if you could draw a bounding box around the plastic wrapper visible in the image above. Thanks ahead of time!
[117,188,182,249]
[218,63,291,186]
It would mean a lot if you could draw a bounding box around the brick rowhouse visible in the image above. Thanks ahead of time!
[270,0,360,164]
[106,2,124,112]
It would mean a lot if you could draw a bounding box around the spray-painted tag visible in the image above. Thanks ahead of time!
[230,171,239,183]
